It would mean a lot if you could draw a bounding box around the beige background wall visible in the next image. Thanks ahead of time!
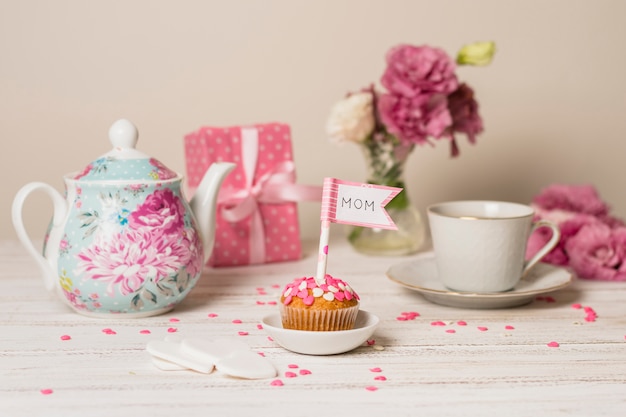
[2,0,625,242]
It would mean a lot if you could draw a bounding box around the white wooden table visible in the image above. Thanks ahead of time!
[1,238,625,416]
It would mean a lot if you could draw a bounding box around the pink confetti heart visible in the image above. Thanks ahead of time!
[445,329,456,334]
[167,327,177,333]
[287,364,299,369]
[369,367,382,373]
[60,335,71,341]
[238,331,249,336]
[284,372,297,378]
[400,311,420,320]
[232,319,242,324]
[505,325,515,330]
[139,330,151,335]
[457,320,467,326]
[477,326,488,332]
[365,386,378,391]
[40,389,53,395]
[299,369,311,375]
[270,379,284,386]
[547,341,560,348]
[208,313,218,318]
[431,321,446,326]
[374,376,387,381]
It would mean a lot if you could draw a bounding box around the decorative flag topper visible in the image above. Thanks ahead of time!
[315,178,402,281]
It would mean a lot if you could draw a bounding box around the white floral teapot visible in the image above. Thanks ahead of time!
[12,119,235,317]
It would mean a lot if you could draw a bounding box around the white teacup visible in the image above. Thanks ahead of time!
[427,200,560,293]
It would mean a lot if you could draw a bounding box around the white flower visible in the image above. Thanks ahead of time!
[326,92,375,144]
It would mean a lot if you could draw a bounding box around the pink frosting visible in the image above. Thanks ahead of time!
[281,274,359,306]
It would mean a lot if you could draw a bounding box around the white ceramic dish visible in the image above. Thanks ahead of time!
[261,310,379,355]
[386,251,573,309]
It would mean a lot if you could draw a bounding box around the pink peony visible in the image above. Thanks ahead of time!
[128,188,185,235]
[177,228,204,278]
[445,83,484,157]
[527,183,626,280]
[532,184,610,217]
[381,44,458,97]
[526,213,601,266]
[378,92,452,145]
[565,223,626,281]
[75,228,187,296]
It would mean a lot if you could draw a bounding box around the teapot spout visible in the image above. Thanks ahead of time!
[189,162,236,263]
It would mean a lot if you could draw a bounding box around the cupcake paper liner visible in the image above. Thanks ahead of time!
[280,303,359,331]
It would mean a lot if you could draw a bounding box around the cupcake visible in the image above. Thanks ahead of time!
[279,274,360,331]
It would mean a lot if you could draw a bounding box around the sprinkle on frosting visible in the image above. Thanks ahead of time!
[281,274,359,306]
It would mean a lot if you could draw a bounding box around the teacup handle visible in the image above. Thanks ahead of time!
[522,219,561,277]
[12,182,67,291]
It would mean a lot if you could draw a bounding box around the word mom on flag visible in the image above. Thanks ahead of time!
[320,177,402,230]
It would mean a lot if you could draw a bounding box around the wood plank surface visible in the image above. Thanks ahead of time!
[1,239,625,417]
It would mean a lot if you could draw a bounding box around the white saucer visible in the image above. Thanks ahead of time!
[261,310,379,355]
[386,252,573,309]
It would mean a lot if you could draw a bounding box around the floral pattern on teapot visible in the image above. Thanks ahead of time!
[49,175,203,315]
[74,156,177,181]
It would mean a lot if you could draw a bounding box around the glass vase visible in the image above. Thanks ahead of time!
[346,139,426,256]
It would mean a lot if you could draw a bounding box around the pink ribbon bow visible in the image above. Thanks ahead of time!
[217,127,321,264]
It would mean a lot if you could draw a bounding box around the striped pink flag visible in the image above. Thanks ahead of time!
[320,177,401,230]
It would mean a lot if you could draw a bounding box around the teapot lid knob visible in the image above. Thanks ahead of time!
[109,119,138,149]
[72,118,178,181]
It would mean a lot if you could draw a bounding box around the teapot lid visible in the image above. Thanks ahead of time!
[73,119,177,181]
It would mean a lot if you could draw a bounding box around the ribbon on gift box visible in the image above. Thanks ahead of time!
[217,127,322,264]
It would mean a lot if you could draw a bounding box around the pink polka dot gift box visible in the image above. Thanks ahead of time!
[184,123,321,267]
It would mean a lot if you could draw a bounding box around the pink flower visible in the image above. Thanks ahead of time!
[178,228,204,278]
[527,183,626,280]
[381,45,458,97]
[128,188,185,235]
[149,158,177,180]
[378,92,452,145]
[532,184,610,217]
[445,83,484,157]
[526,213,601,266]
[565,223,626,281]
[62,290,87,310]
[75,228,189,296]
[74,163,93,180]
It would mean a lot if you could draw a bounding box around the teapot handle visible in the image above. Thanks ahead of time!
[12,182,68,291]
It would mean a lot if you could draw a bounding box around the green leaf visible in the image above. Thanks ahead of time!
[456,41,496,66]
